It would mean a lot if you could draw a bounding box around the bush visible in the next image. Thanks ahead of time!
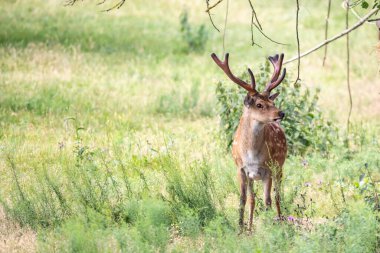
[164,160,218,227]
[215,61,338,156]
[179,10,208,53]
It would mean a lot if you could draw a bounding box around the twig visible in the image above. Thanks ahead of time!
[247,0,287,46]
[368,17,380,22]
[322,0,332,66]
[250,19,262,47]
[252,23,288,46]
[65,0,127,11]
[284,7,380,64]
[222,0,229,55]
[345,0,352,135]
[102,0,126,12]
[294,0,301,84]
[205,0,224,12]
[248,0,261,47]
[351,6,377,25]
[206,0,220,32]
[64,0,77,6]
[248,0,262,30]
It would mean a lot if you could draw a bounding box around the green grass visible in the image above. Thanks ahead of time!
[0,0,379,252]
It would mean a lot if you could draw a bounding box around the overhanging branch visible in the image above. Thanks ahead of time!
[284,7,379,65]
[205,0,224,13]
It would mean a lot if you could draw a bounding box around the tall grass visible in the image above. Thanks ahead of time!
[1,121,379,252]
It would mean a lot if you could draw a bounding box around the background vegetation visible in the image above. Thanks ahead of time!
[0,0,379,252]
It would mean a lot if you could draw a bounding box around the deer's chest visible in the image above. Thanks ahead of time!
[241,149,269,180]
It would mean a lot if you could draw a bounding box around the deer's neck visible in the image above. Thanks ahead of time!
[239,108,266,150]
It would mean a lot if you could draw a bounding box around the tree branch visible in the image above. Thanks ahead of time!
[206,0,220,32]
[350,6,376,25]
[368,17,380,22]
[101,0,126,12]
[248,0,262,30]
[205,0,224,13]
[284,7,379,65]
[65,0,127,11]
[252,22,288,45]
[247,0,287,46]
[248,0,261,47]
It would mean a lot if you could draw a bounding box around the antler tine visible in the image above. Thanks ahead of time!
[211,53,256,93]
[265,53,286,93]
[267,68,286,92]
[268,54,282,82]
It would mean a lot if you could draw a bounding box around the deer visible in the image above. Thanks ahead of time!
[211,53,287,232]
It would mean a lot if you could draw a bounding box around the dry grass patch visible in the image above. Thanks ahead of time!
[0,208,36,253]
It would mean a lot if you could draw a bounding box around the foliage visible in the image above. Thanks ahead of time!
[179,10,209,53]
[164,160,218,227]
[215,61,338,155]
[358,0,380,9]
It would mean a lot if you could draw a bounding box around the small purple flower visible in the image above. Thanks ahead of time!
[317,180,323,185]
[304,182,312,187]
[287,216,295,222]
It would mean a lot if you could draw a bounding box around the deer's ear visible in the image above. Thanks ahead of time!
[269,92,280,101]
[244,95,255,107]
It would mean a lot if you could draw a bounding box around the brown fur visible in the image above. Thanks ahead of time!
[232,93,287,232]
[210,52,288,232]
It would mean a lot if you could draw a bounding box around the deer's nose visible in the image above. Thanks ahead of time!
[279,111,285,119]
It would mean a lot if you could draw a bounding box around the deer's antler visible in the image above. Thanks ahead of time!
[264,53,286,94]
[211,53,256,93]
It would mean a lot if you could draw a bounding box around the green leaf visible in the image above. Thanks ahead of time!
[361,1,369,9]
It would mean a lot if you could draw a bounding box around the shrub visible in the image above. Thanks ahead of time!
[0,157,70,229]
[164,160,218,227]
[215,61,338,155]
[179,10,208,53]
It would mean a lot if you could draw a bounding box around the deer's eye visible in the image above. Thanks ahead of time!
[256,103,263,109]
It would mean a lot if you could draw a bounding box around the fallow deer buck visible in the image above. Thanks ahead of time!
[211,53,287,231]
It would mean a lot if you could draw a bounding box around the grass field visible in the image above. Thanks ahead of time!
[0,0,379,252]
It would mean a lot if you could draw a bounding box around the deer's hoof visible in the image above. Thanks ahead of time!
[273,215,286,222]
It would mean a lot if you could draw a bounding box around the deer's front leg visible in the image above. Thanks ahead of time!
[248,178,255,231]
[263,175,272,209]
[239,168,247,231]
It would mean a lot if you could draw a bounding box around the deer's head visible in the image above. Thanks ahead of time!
[211,53,286,123]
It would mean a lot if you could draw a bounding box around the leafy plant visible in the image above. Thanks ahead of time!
[163,160,218,227]
[179,10,209,53]
[215,61,338,156]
